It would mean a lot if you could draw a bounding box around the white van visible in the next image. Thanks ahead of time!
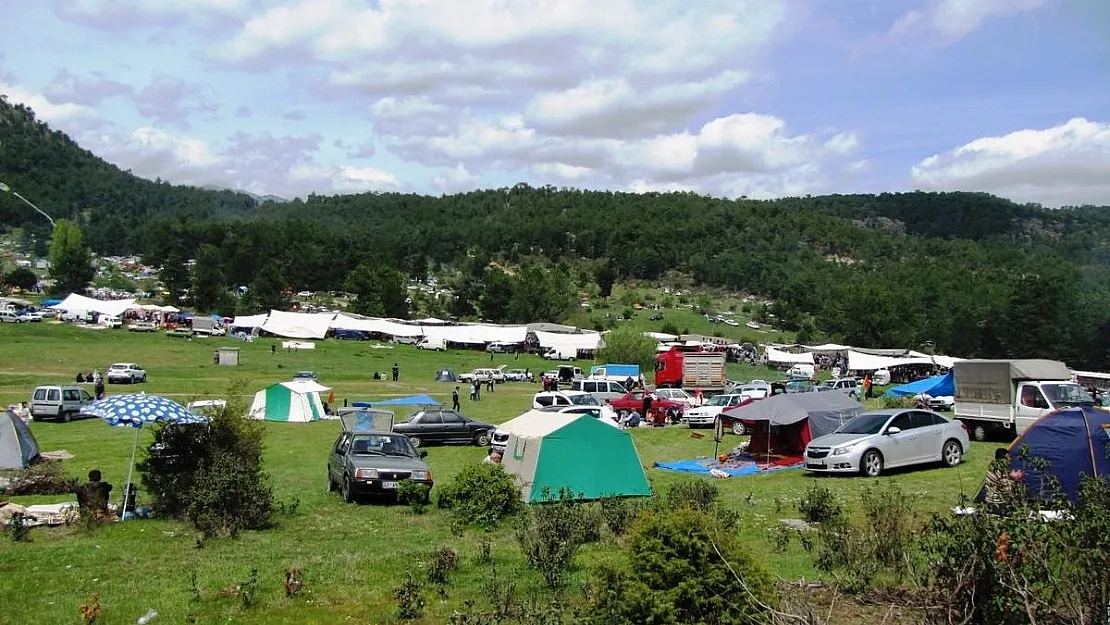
[99,315,123,329]
[786,364,815,379]
[416,337,446,351]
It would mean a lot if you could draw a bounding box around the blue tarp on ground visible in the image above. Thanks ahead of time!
[884,372,955,398]
[654,456,804,477]
[352,394,442,408]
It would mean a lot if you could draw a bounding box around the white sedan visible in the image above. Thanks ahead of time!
[653,388,701,407]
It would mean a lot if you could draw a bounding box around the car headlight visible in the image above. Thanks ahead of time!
[832,443,860,456]
[354,468,379,479]
[410,470,429,481]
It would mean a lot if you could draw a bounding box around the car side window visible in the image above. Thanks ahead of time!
[418,412,442,424]
[48,389,60,401]
[889,413,915,431]
[535,396,553,407]
[34,389,46,400]
[909,412,937,428]
[82,390,93,401]
[926,413,948,426]
[334,434,349,454]
[555,396,571,406]
[441,412,464,424]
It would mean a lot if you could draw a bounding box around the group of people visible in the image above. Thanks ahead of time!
[75,370,106,399]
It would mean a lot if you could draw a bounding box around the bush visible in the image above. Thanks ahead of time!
[664,479,719,511]
[600,496,643,536]
[392,572,425,620]
[436,463,521,528]
[3,461,75,495]
[138,389,273,538]
[515,488,601,588]
[427,546,457,587]
[797,483,842,524]
[584,506,778,624]
[398,479,430,515]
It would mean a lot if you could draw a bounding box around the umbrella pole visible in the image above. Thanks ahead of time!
[122,425,139,520]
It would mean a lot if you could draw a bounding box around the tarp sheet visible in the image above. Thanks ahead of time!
[330,314,425,337]
[230,313,268,329]
[764,347,814,365]
[802,343,851,352]
[422,323,529,345]
[884,372,956,398]
[722,392,864,440]
[50,293,135,317]
[654,456,804,476]
[847,350,934,371]
[353,394,442,407]
[534,330,603,351]
[261,310,335,339]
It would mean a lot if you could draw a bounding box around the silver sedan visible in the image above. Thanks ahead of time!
[804,408,969,477]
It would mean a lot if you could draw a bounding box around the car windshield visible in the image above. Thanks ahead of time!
[1042,383,1094,406]
[706,395,732,406]
[836,414,891,435]
[570,394,600,406]
[349,434,414,456]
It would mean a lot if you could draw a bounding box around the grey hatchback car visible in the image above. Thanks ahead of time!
[327,412,433,503]
[804,408,969,477]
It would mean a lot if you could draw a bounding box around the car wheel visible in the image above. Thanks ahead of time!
[942,440,963,467]
[63,411,72,423]
[732,421,746,436]
[341,476,355,503]
[409,436,422,448]
[860,450,883,477]
[474,431,491,447]
[970,423,987,442]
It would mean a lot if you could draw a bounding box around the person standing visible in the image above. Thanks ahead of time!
[392,363,399,382]
[452,386,461,411]
[863,374,873,400]
[473,379,482,401]
[94,377,105,400]
[641,392,653,419]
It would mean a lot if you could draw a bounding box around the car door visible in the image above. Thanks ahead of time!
[62,388,82,412]
[879,412,919,467]
[439,410,468,442]
[415,411,443,442]
[328,433,351,481]
[910,411,944,461]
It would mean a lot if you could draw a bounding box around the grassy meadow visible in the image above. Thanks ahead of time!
[0,322,990,624]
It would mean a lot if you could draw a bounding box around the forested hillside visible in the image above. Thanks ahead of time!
[2,98,1109,368]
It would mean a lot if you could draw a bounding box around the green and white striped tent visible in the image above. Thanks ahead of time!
[248,380,331,422]
[500,410,651,503]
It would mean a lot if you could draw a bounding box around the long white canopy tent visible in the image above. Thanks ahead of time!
[764,346,815,365]
[50,293,135,318]
[534,329,604,351]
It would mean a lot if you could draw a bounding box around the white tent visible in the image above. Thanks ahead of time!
[803,343,851,353]
[423,323,528,345]
[847,350,935,371]
[248,380,331,422]
[330,314,425,338]
[50,293,135,318]
[261,310,335,339]
[534,330,603,351]
[231,313,268,329]
[765,346,815,365]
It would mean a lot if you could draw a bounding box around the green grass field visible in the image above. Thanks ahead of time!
[0,323,988,624]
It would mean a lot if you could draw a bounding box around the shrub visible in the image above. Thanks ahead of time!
[584,506,778,624]
[436,463,521,528]
[427,546,457,587]
[600,496,643,537]
[7,512,29,542]
[797,483,842,524]
[393,572,425,620]
[398,479,430,515]
[4,461,76,495]
[664,479,719,511]
[139,389,273,538]
[515,488,601,588]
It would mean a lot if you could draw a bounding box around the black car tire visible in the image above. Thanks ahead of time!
[409,436,422,448]
[474,431,491,447]
[860,449,883,478]
[62,411,72,423]
[341,476,355,503]
[942,440,963,467]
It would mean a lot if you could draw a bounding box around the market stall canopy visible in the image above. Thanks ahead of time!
[847,350,934,371]
[534,330,603,351]
[261,310,335,339]
[764,346,815,365]
[50,293,135,317]
[231,313,268,329]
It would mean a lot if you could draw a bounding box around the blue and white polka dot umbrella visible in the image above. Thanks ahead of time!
[82,392,208,519]
[83,392,207,428]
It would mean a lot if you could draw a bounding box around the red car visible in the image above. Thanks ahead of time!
[608,390,686,416]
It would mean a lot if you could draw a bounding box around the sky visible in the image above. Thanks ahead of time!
[1,0,1108,206]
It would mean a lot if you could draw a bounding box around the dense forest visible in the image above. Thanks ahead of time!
[2,97,1110,369]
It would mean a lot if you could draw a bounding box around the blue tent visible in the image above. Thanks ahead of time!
[883,372,955,398]
[352,394,442,408]
[1008,406,1110,502]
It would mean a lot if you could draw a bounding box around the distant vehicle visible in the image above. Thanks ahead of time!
[531,391,619,423]
[542,347,578,361]
[107,363,147,384]
[458,368,505,384]
[683,393,751,430]
[490,405,620,454]
[653,388,700,407]
[416,337,446,351]
[485,342,518,353]
[804,409,969,477]
[391,409,495,448]
[736,383,770,400]
[953,359,1092,441]
[128,320,157,332]
[503,369,534,382]
[569,378,627,402]
[588,364,640,384]
[654,346,727,393]
[30,385,95,422]
[327,425,432,504]
[786,364,815,379]
[608,390,686,419]
[294,371,318,381]
[784,379,816,394]
[18,311,41,322]
[649,313,664,321]
[0,310,25,323]
[98,315,123,329]
[817,377,861,399]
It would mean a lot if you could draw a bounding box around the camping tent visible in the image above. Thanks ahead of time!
[248,380,331,422]
[721,393,864,459]
[884,372,955,398]
[434,369,458,382]
[1000,406,1110,502]
[0,411,40,470]
[352,394,442,408]
[500,410,651,503]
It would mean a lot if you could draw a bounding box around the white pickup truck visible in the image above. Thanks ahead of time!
[953,359,1094,441]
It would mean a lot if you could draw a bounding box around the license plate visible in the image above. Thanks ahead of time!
[807,462,825,469]
[381,481,398,489]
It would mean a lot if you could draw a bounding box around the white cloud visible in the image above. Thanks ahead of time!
[432,164,482,194]
[887,0,1047,46]
[0,83,98,123]
[56,0,247,27]
[910,118,1110,207]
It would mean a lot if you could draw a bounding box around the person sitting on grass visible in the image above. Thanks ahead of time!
[75,469,113,516]
[483,450,502,464]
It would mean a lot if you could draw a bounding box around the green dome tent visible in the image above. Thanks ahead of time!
[500,410,651,503]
